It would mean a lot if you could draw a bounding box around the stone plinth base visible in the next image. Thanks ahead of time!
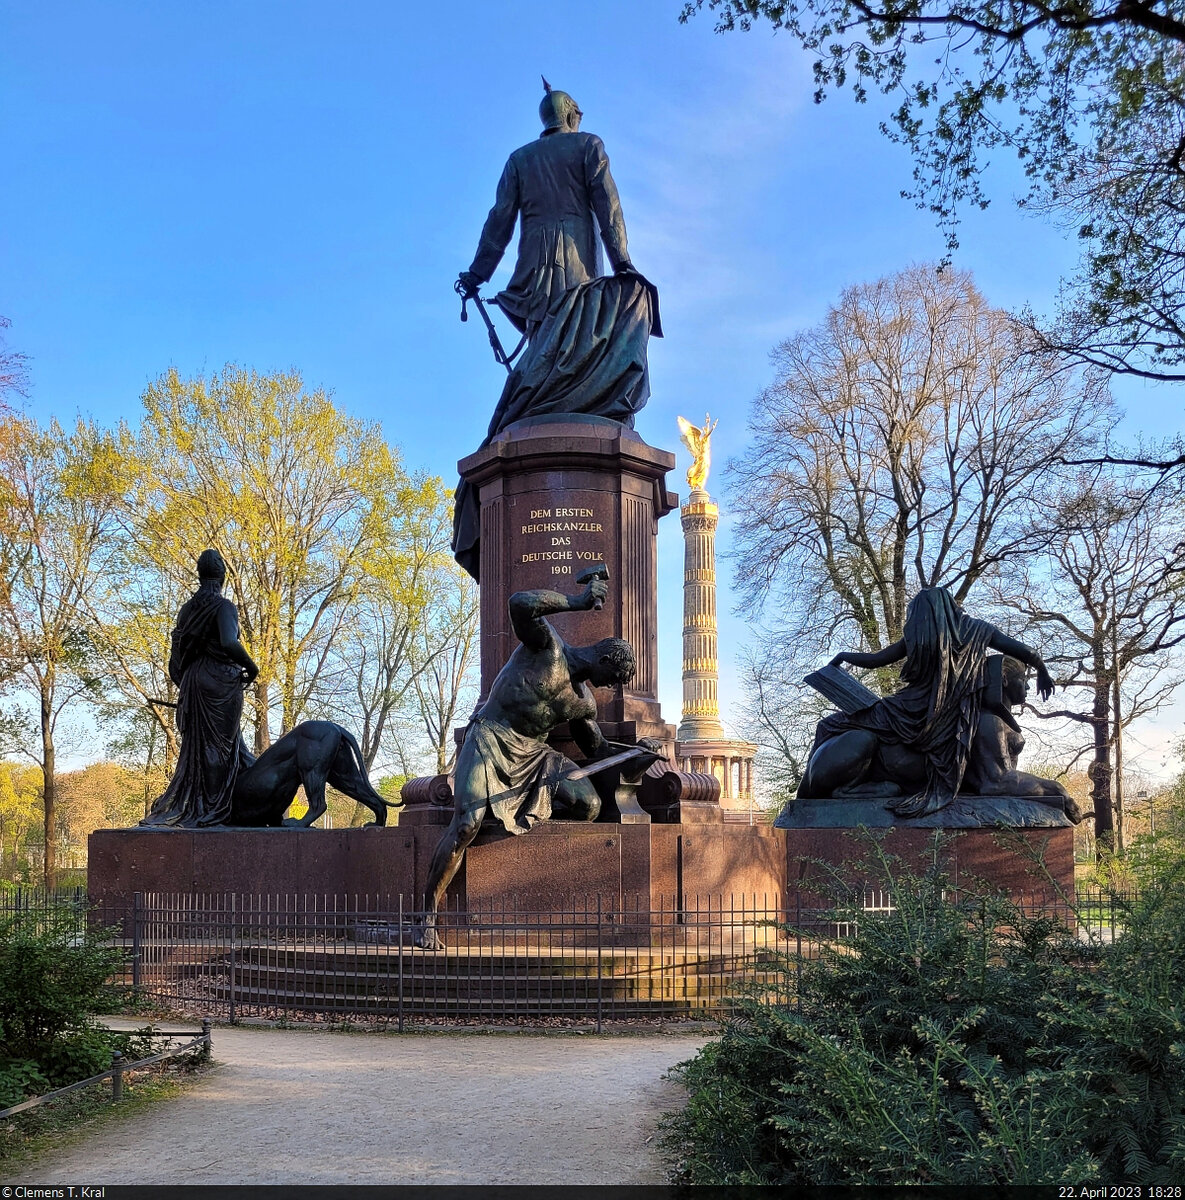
[777,794,1075,829]
[88,821,786,915]
[88,820,1072,919]
[780,825,1075,907]
[88,826,430,910]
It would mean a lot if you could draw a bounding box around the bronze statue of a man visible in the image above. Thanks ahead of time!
[451,82,662,580]
[417,576,637,950]
[458,82,634,337]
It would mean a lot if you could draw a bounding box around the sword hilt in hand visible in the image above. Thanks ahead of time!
[454,276,474,322]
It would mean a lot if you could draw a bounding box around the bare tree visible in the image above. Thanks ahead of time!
[411,569,479,775]
[998,466,1185,850]
[728,265,1113,792]
[730,265,1114,657]
[0,317,30,407]
[733,640,829,806]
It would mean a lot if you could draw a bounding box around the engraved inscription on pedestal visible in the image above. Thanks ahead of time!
[517,504,607,580]
[458,417,675,736]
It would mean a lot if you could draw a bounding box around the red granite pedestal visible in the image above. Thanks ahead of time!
[781,825,1076,905]
[459,413,677,745]
[87,821,787,915]
[88,821,1071,919]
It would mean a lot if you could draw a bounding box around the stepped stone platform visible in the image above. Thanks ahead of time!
[112,926,790,1020]
[178,939,786,1019]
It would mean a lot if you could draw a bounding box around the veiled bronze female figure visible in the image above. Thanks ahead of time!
[798,587,1055,818]
[141,549,257,827]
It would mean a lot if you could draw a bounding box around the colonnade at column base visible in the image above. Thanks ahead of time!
[675,736,759,807]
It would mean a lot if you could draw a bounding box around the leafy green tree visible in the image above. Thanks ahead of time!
[683,0,1185,380]
[0,416,126,887]
[0,762,41,881]
[86,513,185,783]
[56,761,151,853]
[124,366,407,753]
[88,367,475,815]
[312,473,464,773]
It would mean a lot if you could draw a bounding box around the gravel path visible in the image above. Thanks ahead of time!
[15,1027,706,1185]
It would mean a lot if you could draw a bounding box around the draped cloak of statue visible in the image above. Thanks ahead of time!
[455,716,569,835]
[141,582,255,828]
[451,124,662,581]
[808,588,995,818]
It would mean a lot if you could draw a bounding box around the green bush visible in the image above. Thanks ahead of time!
[661,837,1185,1185]
[0,1061,49,1110]
[0,902,125,1096]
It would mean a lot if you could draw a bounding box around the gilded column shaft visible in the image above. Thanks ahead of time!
[679,487,725,740]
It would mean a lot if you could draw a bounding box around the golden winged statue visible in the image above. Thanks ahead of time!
[677,413,719,491]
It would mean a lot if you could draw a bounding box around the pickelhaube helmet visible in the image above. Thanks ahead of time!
[539,76,581,132]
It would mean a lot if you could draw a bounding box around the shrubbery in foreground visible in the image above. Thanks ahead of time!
[0,904,132,1108]
[662,839,1185,1185]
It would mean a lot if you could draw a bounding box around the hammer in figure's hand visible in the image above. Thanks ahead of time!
[576,561,609,611]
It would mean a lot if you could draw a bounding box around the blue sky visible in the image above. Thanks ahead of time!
[3,1,1180,777]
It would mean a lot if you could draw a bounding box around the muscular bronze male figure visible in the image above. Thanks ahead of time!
[417,575,635,949]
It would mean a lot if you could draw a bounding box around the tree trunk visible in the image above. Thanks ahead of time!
[252,677,270,754]
[162,721,179,777]
[1090,674,1115,850]
[41,684,56,891]
[1112,670,1126,855]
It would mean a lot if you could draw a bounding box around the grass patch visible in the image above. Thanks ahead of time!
[0,1057,214,1170]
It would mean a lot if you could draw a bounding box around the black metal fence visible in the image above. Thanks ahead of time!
[0,885,1136,1030]
[0,1021,212,1121]
[122,892,802,1030]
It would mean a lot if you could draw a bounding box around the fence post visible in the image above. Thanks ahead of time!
[201,1016,212,1062]
[228,894,238,1024]
[398,893,405,1035]
[794,887,802,1014]
[131,891,143,997]
[596,893,603,1035]
[110,1050,123,1102]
